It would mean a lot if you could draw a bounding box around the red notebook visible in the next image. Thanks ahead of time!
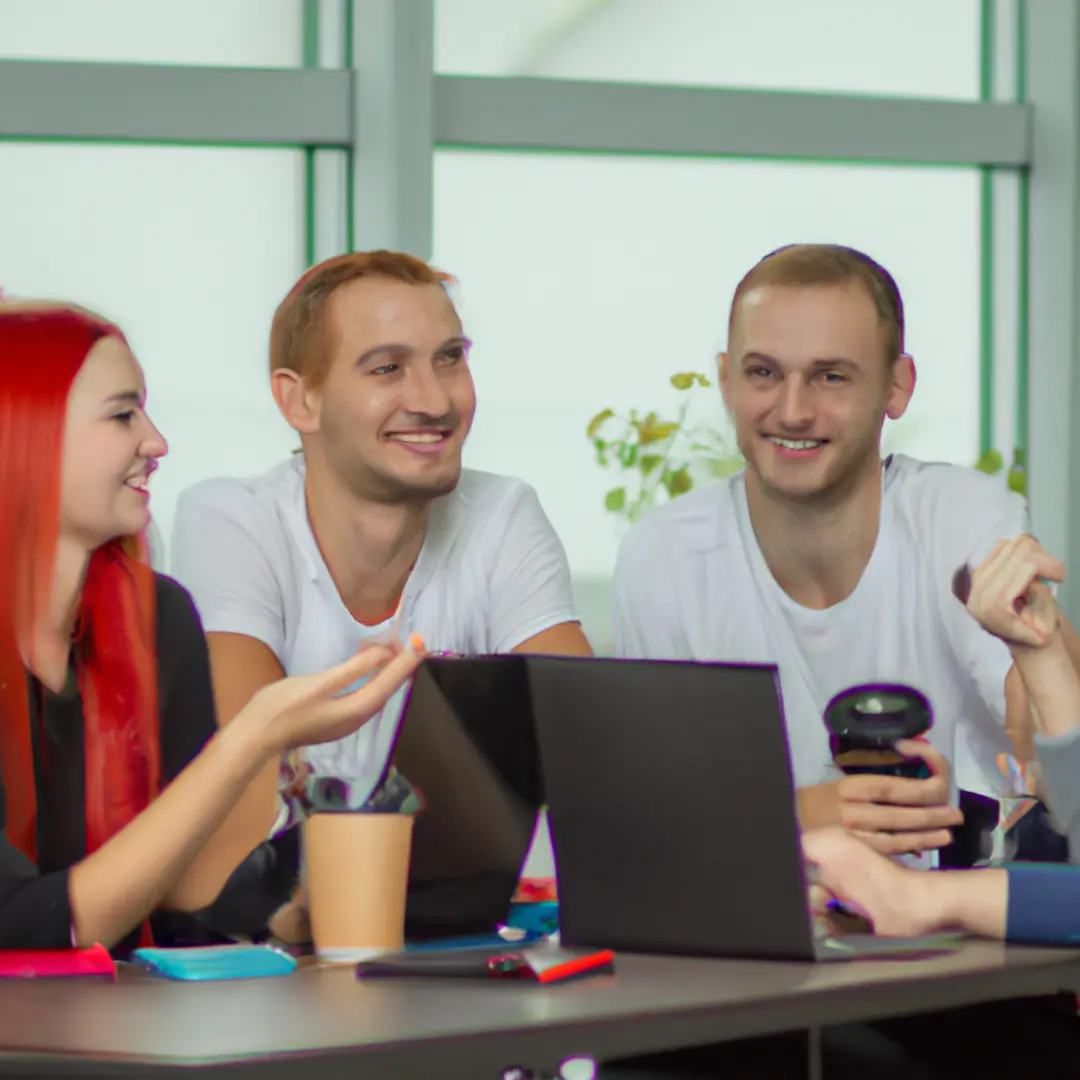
[0,943,116,980]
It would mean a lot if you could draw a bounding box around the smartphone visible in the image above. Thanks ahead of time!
[824,684,933,780]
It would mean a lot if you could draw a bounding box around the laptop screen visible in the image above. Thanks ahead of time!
[527,656,816,961]
[390,657,542,939]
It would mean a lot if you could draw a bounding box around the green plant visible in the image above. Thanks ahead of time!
[974,446,1028,497]
[588,372,1029,524]
[586,372,743,525]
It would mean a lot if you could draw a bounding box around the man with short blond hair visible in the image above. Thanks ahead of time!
[613,243,1032,862]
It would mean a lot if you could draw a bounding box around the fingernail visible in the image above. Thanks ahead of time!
[409,633,425,651]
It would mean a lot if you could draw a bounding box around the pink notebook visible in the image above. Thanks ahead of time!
[0,943,115,979]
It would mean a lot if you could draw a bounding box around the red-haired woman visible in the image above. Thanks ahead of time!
[0,303,422,952]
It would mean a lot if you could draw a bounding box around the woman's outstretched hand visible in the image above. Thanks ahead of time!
[245,635,426,754]
[956,536,1064,649]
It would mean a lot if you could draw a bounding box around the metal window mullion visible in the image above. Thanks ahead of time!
[1023,0,1080,619]
[347,0,435,257]
[989,0,1024,480]
[310,0,349,263]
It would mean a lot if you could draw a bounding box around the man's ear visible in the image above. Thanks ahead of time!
[718,351,733,412]
[885,354,916,421]
[271,368,320,437]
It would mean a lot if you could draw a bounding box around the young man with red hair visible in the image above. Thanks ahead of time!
[613,243,1079,864]
[172,251,590,850]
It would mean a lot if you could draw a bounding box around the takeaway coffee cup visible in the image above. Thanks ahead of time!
[304,810,414,963]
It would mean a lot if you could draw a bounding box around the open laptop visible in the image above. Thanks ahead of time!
[525,655,962,962]
[385,657,543,940]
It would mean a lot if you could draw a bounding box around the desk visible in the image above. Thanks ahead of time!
[1,941,1078,1078]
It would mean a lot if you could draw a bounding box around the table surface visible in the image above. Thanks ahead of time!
[1,941,1079,1077]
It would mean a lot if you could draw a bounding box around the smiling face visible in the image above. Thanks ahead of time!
[275,275,476,503]
[721,282,915,505]
[59,336,167,549]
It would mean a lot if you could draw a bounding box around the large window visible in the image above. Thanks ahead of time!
[436,0,981,99]
[436,150,981,584]
[0,142,307,551]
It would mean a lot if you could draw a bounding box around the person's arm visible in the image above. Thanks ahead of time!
[937,478,1030,787]
[65,705,276,947]
[804,826,1007,939]
[1015,634,1080,860]
[513,622,592,656]
[962,538,1080,842]
[1011,633,1080,741]
[1053,608,1080,682]
[487,483,592,656]
[1,644,421,950]
[152,579,285,912]
[203,633,287,822]
[891,860,1080,944]
[170,484,292,844]
[0,792,74,949]
[797,782,842,830]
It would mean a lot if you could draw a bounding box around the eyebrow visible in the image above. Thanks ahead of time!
[741,351,859,371]
[104,390,143,407]
[355,336,472,366]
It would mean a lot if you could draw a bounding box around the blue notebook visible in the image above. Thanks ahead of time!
[132,944,297,981]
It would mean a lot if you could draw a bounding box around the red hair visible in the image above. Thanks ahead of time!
[0,307,159,864]
[270,250,456,389]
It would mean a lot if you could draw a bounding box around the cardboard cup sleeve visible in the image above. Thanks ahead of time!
[304,811,415,963]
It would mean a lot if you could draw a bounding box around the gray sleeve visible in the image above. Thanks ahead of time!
[1034,725,1080,863]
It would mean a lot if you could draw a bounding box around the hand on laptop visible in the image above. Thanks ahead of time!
[804,826,1009,941]
[836,740,962,856]
[803,827,945,938]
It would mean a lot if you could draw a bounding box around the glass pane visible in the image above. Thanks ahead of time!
[434,151,982,645]
[0,0,303,67]
[436,0,981,99]
[0,142,306,559]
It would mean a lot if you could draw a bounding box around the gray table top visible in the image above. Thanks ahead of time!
[1,941,1079,1078]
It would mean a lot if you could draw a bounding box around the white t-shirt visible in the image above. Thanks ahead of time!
[612,454,1026,798]
[171,455,578,801]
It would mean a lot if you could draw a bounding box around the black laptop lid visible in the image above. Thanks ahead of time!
[528,656,816,961]
[390,657,541,939]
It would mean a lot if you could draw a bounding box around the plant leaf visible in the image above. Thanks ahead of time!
[638,412,680,444]
[670,372,694,390]
[692,372,711,387]
[604,486,627,512]
[639,454,664,475]
[665,466,693,496]
[586,408,614,438]
[974,448,1004,475]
